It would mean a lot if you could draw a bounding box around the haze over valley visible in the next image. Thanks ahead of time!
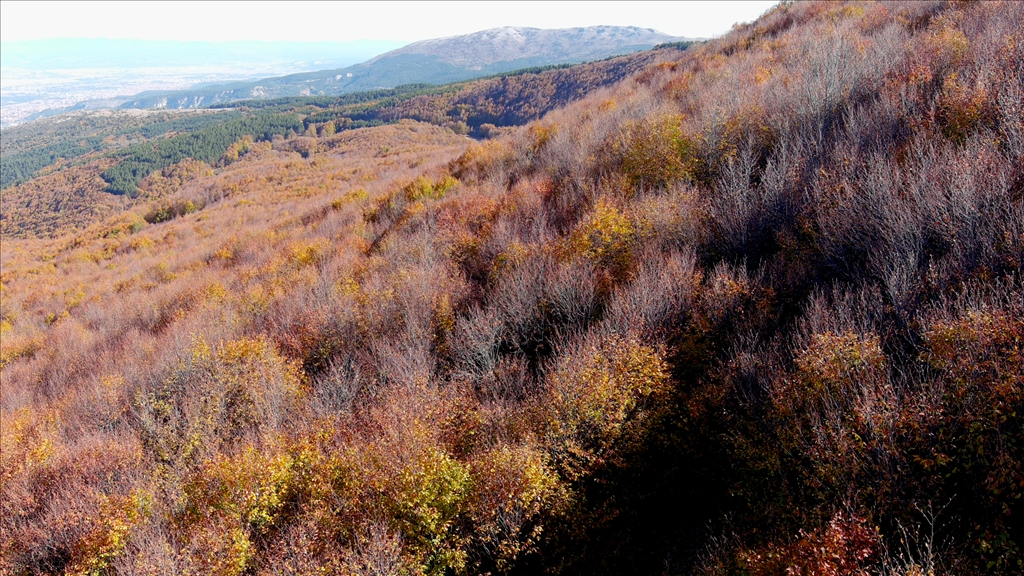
[0,39,406,126]
[1,27,685,126]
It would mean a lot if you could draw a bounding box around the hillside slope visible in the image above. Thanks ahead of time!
[2,2,1022,575]
[2,47,678,239]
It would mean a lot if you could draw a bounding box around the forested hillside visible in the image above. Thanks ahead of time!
[1,2,1022,575]
[0,110,238,190]
[304,48,676,133]
[2,48,679,239]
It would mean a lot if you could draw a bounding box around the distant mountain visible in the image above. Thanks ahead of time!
[112,26,687,109]
[375,25,681,67]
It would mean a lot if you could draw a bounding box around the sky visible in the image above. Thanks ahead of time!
[1,1,779,43]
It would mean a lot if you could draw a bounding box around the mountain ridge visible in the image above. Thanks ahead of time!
[22,26,688,116]
[374,25,682,67]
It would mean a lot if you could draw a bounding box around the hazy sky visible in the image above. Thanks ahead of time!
[1,1,779,43]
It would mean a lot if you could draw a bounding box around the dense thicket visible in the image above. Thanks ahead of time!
[1,2,1022,575]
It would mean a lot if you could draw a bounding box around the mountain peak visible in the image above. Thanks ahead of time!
[378,25,684,67]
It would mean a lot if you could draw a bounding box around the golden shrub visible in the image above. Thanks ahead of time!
[566,197,637,273]
[541,335,670,478]
[468,443,563,570]
[404,174,459,202]
[614,113,695,189]
[937,71,996,143]
[794,331,887,394]
[67,491,151,576]
[346,439,473,576]
[182,444,300,538]
[181,517,255,576]
[922,309,1023,385]
[136,336,304,466]
[390,446,472,576]
[0,330,42,370]
[0,408,59,483]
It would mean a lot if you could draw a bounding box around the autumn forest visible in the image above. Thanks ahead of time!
[1,2,1022,575]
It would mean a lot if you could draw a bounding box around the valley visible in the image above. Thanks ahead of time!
[1,27,685,127]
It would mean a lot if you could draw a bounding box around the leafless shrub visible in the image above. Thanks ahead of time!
[312,355,365,414]
[882,503,959,576]
[343,522,408,576]
[795,284,885,347]
[486,355,535,404]
[111,520,181,576]
[603,246,700,338]
[488,253,597,356]
[798,23,868,123]
[369,337,435,390]
[450,305,503,381]
[710,134,789,258]
[633,181,707,252]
